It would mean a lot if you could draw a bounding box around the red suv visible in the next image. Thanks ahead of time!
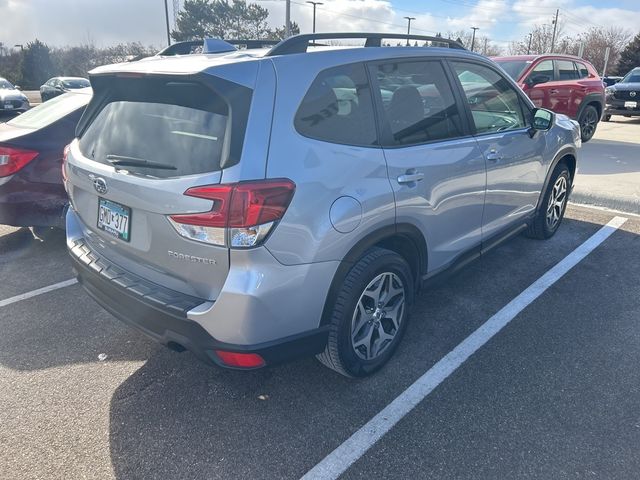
[492,55,604,142]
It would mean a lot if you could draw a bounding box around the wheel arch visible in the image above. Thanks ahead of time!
[577,93,604,120]
[535,146,577,215]
[319,223,428,326]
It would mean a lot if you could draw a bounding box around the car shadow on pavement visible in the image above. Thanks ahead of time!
[106,215,618,480]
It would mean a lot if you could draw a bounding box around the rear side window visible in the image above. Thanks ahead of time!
[374,60,464,145]
[79,79,232,178]
[556,60,579,80]
[294,63,377,146]
[576,62,589,78]
[528,60,554,82]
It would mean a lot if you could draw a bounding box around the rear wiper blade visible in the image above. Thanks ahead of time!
[106,154,176,170]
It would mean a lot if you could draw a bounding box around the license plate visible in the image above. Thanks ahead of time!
[4,103,13,109]
[97,198,131,241]
[624,101,637,108]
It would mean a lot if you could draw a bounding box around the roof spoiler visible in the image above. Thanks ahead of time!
[156,38,281,57]
[266,32,466,56]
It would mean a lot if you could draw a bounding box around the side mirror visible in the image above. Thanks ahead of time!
[15,85,22,90]
[526,74,550,87]
[529,108,553,137]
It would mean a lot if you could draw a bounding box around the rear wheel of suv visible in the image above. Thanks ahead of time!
[525,162,570,240]
[602,114,611,122]
[578,105,599,142]
[317,248,413,377]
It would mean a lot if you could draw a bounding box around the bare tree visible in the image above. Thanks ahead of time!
[509,23,566,55]
[446,30,502,55]
[568,27,631,74]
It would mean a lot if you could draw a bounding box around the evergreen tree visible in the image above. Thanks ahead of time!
[20,39,54,89]
[616,32,640,76]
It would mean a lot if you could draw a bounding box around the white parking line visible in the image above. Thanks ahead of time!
[0,279,78,308]
[301,215,628,480]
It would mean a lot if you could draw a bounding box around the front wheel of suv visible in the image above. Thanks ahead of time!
[317,248,414,378]
[578,105,599,142]
[526,162,570,240]
[602,114,611,122]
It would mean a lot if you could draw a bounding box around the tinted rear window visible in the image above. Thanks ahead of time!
[294,63,377,146]
[79,79,230,178]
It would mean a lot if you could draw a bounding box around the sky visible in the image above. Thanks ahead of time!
[1,0,639,51]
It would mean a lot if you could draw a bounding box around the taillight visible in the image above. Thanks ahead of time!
[0,146,39,178]
[168,179,295,248]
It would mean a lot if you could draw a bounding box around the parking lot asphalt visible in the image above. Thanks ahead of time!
[1,205,639,480]
[573,117,640,214]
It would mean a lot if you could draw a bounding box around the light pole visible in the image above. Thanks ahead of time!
[163,0,171,46]
[470,26,479,52]
[404,16,416,46]
[285,0,291,37]
[306,1,323,34]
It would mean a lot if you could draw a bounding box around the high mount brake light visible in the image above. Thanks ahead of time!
[0,146,39,178]
[168,179,295,248]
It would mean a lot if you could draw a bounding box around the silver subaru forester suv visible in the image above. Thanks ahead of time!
[64,33,580,377]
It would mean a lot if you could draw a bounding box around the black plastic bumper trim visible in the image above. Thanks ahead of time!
[69,238,329,368]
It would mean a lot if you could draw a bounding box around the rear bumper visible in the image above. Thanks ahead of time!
[0,177,67,228]
[68,234,330,370]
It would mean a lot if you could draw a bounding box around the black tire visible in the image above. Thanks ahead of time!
[526,162,570,240]
[578,105,599,142]
[602,114,611,122]
[316,247,414,378]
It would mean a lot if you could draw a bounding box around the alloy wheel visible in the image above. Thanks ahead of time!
[351,272,405,361]
[580,109,597,139]
[546,175,567,231]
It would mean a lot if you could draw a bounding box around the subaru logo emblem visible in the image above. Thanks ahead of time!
[631,91,637,97]
[92,177,108,195]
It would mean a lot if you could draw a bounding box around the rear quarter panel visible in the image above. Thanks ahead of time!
[263,55,396,266]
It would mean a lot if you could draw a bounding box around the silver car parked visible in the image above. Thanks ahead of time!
[64,33,580,377]
[0,77,30,114]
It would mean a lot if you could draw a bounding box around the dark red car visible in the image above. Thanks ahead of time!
[492,55,605,142]
[0,89,90,229]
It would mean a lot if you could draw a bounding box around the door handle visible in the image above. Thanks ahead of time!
[549,89,559,94]
[486,150,502,162]
[397,172,424,184]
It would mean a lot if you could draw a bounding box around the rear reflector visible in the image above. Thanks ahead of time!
[0,146,39,178]
[168,179,295,248]
[214,350,266,368]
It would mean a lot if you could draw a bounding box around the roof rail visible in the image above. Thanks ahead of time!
[266,32,465,56]
[157,38,280,57]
